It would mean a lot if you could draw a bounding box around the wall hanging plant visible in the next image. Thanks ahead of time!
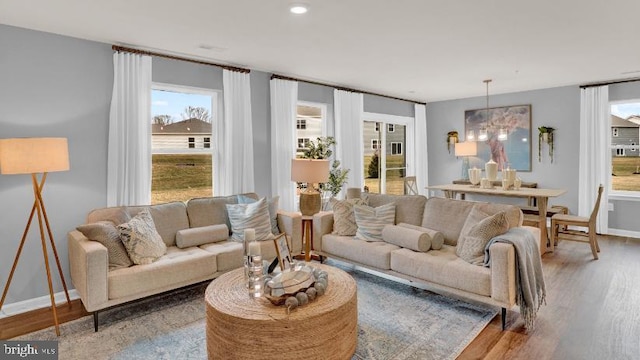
[538,126,555,163]
[446,131,459,154]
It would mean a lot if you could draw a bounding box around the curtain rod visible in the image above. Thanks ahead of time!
[580,77,640,89]
[271,74,427,105]
[112,45,250,73]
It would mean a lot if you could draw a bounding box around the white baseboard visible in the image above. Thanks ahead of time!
[607,228,640,239]
[0,289,80,319]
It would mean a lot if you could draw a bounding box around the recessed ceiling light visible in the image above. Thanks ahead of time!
[290,4,309,14]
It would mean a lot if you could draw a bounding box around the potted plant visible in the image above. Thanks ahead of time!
[538,126,555,163]
[301,137,350,202]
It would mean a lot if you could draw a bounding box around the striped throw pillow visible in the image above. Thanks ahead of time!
[353,203,396,241]
[226,197,275,241]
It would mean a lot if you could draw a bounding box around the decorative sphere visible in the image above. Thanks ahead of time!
[316,278,328,288]
[314,282,326,296]
[296,292,309,305]
[285,296,299,311]
[306,287,317,301]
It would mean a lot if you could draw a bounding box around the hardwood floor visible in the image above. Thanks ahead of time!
[2,235,639,359]
[461,234,640,359]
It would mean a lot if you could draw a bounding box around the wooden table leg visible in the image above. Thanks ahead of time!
[537,196,551,254]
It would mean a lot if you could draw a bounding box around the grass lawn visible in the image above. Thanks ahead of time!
[612,156,640,191]
[152,154,212,204]
[363,154,406,195]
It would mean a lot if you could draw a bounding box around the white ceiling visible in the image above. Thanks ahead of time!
[2,0,639,102]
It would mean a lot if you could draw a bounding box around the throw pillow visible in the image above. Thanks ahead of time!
[176,224,229,249]
[397,223,445,250]
[381,224,431,252]
[353,203,396,242]
[237,195,280,235]
[330,197,368,236]
[76,221,133,270]
[118,208,167,265]
[226,197,275,241]
[456,210,509,265]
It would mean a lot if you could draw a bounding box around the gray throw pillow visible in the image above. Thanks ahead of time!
[456,209,509,265]
[237,195,280,235]
[226,197,275,241]
[77,221,133,270]
[353,203,396,242]
[330,197,368,236]
[118,208,167,265]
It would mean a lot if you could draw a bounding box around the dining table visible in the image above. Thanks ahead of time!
[426,184,567,255]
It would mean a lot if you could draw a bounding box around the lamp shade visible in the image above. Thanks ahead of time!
[291,159,329,183]
[454,141,477,157]
[0,137,70,175]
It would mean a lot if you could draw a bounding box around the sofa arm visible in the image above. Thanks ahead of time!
[67,230,109,312]
[489,242,516,307]
[312,211,334,252]
[277,211,302,255]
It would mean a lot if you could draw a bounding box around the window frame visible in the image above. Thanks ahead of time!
[371,139,380,150]
[609,99,640,200]
[390,141,403,155]
[297,119,307,130]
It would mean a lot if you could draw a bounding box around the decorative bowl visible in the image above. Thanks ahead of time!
[264,263,315,305]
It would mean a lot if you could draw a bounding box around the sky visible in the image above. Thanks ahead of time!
[611,102,640,118]
[151,89,213,123]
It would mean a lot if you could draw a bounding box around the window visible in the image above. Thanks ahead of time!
[297,137,310,150]
[387,124,395,132]
[375,123,380,132]
[371,139,380,150]
[151,84,217,204]
[297,119,307,129]
[610,100,640,192]
[391,142,403,155]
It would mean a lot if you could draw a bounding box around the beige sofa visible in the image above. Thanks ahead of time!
[68,193,302,330]
[313,193,541,329]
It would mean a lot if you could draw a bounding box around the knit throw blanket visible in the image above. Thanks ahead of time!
[483,227,546,331]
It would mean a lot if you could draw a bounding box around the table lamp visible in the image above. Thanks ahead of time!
[454,141,477,180]
[0,137,72,336]
[291,159,329,216]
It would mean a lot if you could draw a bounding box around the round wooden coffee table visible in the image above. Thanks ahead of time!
[205,263,357,360]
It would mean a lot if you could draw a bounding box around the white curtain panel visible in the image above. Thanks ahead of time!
[216,69,255,196]
[270,78,298,211]
[107,52,152,206]
[579,85,609,233]
[334,89,364,191]
[414,104,429,195]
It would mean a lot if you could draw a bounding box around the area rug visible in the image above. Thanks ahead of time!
[14,264,497,360]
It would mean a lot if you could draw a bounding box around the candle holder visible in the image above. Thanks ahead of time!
[243,229,263,297]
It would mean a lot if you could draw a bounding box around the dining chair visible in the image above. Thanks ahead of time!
[403,176,418,195]
[551,185,604,260]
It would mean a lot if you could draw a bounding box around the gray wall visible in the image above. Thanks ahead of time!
[364,94,415,117]
[427,86,581,213]
[0,24,113,304]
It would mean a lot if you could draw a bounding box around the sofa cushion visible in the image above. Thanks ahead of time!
[118,208,167,265]
[238,195,280,235]
[86,207,131,225]
[108,246,216,299]
[226,197,275,241]
[382,225,432,252]
[122,202,190,247]
[397,223,444,250]
[474,202,523,229]
[456,209,509,265]
[199,241,244,272]
[421,197,475,246]
[187,194,257,230]
[76,221,133,270]
[321,234,400,269]
[390,246,491,297]
[354,203,396,241]
[330,197,367,236]
[176,224,229,249]
[363,193,427,226]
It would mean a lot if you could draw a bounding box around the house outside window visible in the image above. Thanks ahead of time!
[297,119,307,130]
[295,102,325,157]
[188,137,195,148]
[297,137,310,150]
[204,137,211,149]
[388,124,395,133]
[610,101,640,192]
[371,139,380,150]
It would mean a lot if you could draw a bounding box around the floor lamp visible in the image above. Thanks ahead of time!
[0,137,72,336]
